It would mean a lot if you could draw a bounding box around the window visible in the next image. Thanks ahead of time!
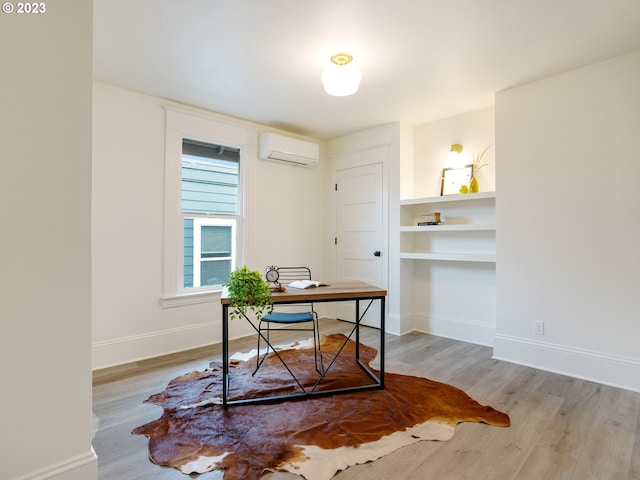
[163,108,254,306]
[186,218,236,288]
[182,139,239,290]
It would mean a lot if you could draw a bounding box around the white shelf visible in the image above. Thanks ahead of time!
[400,191,495,206]
[400,223,495,232]
[400,192,496,265]
[400,252,496,263]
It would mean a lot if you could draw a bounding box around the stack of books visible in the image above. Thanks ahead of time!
[417,212,441,226]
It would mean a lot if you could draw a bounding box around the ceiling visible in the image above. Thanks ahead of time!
[93,0,640,140]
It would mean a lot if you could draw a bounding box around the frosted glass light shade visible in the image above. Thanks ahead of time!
[321,63,362,96]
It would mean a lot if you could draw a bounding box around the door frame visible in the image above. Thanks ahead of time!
[328,143,390,293]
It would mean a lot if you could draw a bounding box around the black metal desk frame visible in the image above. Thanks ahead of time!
[221,283,386,407]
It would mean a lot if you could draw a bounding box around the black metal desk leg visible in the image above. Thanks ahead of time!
[355,299,360,359]
[379,296,385,385]
[222,304,229,407]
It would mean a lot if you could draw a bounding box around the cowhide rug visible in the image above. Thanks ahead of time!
[133,334,510,480]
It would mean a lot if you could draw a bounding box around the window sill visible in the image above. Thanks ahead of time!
[161,289,222,309]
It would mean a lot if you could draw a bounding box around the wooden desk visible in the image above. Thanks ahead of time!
[220,281,387,406]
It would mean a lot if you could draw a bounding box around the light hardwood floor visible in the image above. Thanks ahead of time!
[93,320,640,480]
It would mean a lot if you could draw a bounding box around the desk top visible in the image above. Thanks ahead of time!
[220,280,387,305]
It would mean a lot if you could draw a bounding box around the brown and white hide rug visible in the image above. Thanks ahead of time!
[133,334,510,480]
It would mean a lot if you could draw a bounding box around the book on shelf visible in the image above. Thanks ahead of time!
[419,212,441,223]
[417,221,440,226]
[287,280,330,289]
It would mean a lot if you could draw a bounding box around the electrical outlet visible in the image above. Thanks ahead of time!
[534,321,545,336]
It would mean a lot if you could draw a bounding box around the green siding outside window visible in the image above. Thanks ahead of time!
[182,139,239,289]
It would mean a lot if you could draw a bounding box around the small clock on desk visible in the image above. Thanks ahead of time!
[265,266,284,291]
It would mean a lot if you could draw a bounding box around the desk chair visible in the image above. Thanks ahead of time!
[253,267,324,376]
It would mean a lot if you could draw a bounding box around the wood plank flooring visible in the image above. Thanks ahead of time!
[92,320,640,480]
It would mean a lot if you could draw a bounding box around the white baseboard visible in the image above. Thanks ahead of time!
[92,322,217,370]
[385,312,412,335]
[411,312,495,346]
[92,317,262,370]
[12,449,97,480]
[493,334,640,393]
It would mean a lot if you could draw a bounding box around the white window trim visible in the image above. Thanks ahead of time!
[162,107,256,308]
[191,217,236,291]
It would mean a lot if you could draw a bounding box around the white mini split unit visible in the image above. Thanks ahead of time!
[259,132,319,167]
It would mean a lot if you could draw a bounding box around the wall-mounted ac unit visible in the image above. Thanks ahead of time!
[259,132,319,166]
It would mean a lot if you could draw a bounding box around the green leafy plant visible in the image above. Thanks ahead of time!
[226,266,273,320]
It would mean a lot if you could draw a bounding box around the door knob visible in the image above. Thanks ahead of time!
[373,251,381,257]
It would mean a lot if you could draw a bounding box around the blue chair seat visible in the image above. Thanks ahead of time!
[261,312,314,324]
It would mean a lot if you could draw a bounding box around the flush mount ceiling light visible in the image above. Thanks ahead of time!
[321,52,362,96]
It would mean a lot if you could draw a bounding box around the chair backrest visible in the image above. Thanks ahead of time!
[276,266,312,284]
[274,267,314,314]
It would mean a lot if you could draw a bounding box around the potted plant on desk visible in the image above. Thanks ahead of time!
[226,266,273,320]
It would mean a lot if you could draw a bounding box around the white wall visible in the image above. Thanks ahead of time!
[494,51,640,392]
[412,108,496,198]
[407,109,496,345]
[0,1,97,479]
[92,83,328,369]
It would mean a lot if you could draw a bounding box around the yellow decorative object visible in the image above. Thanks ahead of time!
[459,185,469,194]
[450,144,463,154]
[470,145,491,194]
[469,176,478,193]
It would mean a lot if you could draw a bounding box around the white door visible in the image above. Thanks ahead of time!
[335,161,384,327]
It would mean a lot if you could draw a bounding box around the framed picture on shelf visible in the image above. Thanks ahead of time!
[441,165,472,196]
